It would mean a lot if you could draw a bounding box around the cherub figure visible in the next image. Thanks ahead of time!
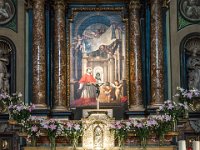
[103,82,112,102]
[113,80,123,101]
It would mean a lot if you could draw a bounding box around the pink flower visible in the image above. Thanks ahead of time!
[16,105,23,111]
[67,122,73,128]
[31,125,38,132]
[135,122,143,128]
[167,103,174,110]
[164,115,171,121]
[49,124,57,131]
[125,121,131,127]
[18,92,23,98]
[74,124,80,131]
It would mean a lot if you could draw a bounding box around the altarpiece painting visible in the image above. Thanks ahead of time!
[69,9,128,108]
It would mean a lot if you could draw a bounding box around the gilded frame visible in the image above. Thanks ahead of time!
[67,7,129,108]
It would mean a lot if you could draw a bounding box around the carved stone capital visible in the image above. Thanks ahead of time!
[32,0,45,5]
[129,0,141,10]
[150,0,163,5]
[162,0,170,9]
[54,0,65,7]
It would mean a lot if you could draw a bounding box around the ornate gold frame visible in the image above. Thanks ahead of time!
[66,7,129,109]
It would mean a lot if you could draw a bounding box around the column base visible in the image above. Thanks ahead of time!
[129,105,145,111]
[33,104,47,109]
[52,105,68,112]
[148,103,163,109]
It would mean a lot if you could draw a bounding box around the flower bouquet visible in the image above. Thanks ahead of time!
[153,115,171,145]
[158,100,188,131]
[8,103,35,125]
[133,118,157,148]
[0,92,22,113]
[175,87,200,116]
[175,87,200,104]
[25,116,43,146]
[110,120,131,149]
[41,119,62,150]
[63,121,82,150]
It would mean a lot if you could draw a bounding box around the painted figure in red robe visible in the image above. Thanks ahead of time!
[73,67,97,106]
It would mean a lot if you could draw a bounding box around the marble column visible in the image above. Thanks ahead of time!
[53,0,67,111]
[32,0,47,109]
[129,0,143,110]
[150,0,164,106]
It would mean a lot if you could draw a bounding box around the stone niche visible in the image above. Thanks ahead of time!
[82,110,115,150]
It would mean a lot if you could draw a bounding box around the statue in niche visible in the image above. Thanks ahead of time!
[187,48,200,90]
[0,45,10,93]
[94,126,103,149]
[181,0,200,21]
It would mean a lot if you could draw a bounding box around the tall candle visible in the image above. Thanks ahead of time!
[178,140,186,150]
[97,98,99,110]
[192,141,200,150]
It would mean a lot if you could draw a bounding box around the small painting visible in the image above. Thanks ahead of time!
[69,10,127,108]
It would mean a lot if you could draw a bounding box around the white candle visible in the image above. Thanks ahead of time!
[97,98,99,110]
[178,140,186,150]
[192,141,200,150]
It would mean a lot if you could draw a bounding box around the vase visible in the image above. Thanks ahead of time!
[72,137,78,150]
[183,108,189,119]
[31,136,37,147]
[49,137,56,150]
[118,136,124,150]
[158,134,165,146]
[171,117,177,132]
[140,137,147,149]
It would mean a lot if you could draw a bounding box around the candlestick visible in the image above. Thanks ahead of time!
[178,140,186,150]
[97,98,99,110]
[193,141,200,150]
